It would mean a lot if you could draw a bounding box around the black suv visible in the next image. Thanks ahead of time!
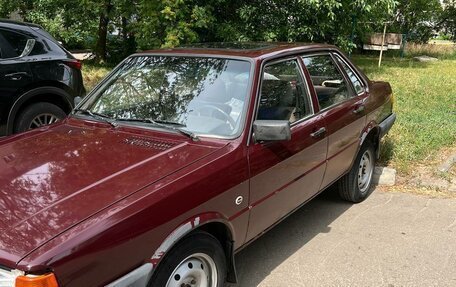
[0,19,85,135]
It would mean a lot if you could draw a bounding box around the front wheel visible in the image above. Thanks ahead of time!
[149,231,227,287]
[338,141,376,203]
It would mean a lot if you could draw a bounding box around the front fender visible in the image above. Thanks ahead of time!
[150,212,234,266]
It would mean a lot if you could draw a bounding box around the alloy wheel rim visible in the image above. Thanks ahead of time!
[166,253,217,287]
[358,149,374,194]
[29,113,60,129]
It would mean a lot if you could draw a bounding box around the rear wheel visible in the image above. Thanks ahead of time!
[14,102,66,133]
[149,231,227,287]
[338,141,376,203]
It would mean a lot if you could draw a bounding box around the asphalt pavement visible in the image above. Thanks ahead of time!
[228,188,456,287]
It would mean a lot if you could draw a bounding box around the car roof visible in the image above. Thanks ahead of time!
[139,42,338,60]
[0,19,43,30]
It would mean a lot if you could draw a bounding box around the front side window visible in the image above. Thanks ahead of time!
[302,55,353,110]
[257,60,312,124]
[82,56,252,138]
[335,55,365,95]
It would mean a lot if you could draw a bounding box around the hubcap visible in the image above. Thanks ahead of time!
[166,253,217,287]
[29,113,60,129]
[358,149,374,194]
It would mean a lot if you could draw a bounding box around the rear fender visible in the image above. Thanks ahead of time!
[7,86,73,134]
[359,121,380,159]
[345,121,380,173]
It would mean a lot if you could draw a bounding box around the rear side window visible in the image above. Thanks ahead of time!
[0,29,29,58]
[29,40,46,56]
[302,55,353,110]
[257,59,312,124]
[335,55,365,95]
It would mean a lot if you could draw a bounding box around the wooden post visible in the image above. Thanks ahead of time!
[378,22,388,68]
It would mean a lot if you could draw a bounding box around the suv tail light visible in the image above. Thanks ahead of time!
[64,59,82,70]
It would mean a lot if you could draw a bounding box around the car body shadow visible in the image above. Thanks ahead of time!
[226,187,354,287]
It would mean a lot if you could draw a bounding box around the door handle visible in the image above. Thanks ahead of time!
[311,127,326,139]
[353,104,365,114]
[4,72,28,80]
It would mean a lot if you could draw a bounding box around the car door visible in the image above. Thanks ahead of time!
[246,57,328,242]
[301,53,367,189]
[0,28,34,133]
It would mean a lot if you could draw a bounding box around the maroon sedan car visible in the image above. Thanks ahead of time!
[0,43,395,287]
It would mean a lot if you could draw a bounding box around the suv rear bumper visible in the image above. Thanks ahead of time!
[379,113,396,139]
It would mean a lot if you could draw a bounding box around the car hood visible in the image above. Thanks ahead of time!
[0,122,223,266]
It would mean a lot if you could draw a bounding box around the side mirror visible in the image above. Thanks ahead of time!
[74,96,82,107]
[253,120,291,142]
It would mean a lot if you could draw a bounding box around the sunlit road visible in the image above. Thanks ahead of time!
[227,189,456,287]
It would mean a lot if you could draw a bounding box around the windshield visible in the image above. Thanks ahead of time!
[81,56,252,138]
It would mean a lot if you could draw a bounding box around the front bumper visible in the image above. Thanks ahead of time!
[379,113,396,139]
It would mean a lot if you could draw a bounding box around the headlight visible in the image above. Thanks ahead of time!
[0,268,58,287]
[0,268,23,287]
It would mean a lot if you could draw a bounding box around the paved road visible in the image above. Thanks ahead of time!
[228,189,456,287]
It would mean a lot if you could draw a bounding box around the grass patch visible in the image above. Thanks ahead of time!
[405,42,456,60]
[82,62,111,91]
[352,56,456,173]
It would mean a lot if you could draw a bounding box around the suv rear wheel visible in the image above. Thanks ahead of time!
[14,102,67,133]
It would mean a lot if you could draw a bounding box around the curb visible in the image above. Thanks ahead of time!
[373,166,396,186]
[438,154,456,173]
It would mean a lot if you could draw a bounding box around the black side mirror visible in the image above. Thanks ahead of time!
[253,120,291,142]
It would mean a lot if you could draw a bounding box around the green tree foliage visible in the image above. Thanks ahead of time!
[135,0,215,49]
[440,0,456,41]
[234,0,397,50]
[0,0,99,48]
[0,0,447,62]
[391,0,443,43]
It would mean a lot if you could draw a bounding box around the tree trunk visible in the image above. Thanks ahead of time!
[122,16,128,42]
[95,0,113,63]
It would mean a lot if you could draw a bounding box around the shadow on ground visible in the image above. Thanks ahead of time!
[227,187,353,287]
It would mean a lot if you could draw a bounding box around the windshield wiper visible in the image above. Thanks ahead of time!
[73,108,118,128]
[116,118,199,141]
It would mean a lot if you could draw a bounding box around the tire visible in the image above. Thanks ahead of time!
[338,140,376,203]
[149,231,227,287]
[14,102,67,133]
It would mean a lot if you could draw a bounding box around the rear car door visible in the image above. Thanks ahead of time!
[246,57,327,242]
[301,53,367,189]
[0,28,34,133]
